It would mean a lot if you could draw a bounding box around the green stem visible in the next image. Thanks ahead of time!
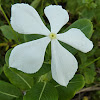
[84,57,100,68]
[0,5,20,44]
[0,5,10,26]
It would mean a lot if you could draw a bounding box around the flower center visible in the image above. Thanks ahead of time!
[49,33,56,39]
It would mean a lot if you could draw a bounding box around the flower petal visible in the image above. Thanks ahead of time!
[44,5,69,34]
[57,28,93,53]
[9,37,50,73]
[51,39,78,86]
[11,3,50,35]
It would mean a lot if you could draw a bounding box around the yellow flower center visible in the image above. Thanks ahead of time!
[49,33,56,39]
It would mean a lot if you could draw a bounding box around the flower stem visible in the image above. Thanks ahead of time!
[0,5,20,44]
[0,5,10,26]
[84,57,100,68]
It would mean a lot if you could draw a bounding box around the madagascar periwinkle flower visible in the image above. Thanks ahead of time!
[9,3,93,86]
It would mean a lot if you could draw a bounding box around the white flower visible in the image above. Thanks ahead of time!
[9,3,93,86]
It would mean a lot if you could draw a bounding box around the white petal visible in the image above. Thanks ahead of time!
[9,37,50,73]
[11,3,50,35]
[51,39,78,86]
[44,5,69,34]
[57,28,93,53]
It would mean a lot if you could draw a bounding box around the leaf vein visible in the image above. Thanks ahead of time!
[39,82,46,100]
[16,73,31,89]
[0,90,18,98]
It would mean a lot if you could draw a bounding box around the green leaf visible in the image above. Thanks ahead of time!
[0,67,3,75]
[83,0,93,3]
[33,63,51,77]
[31,0,41,8]
[59,41,77,55]
[66,0,79,14]
[95,47,100,57]
[78,52,87,64]
[23,82,58,100]
[5,48,12,66]
[16,96,23,100]
[24,34,45,42]
[0,25,15,40]
[95,0,100,22]
[83,68,96,84]
[79,8,95,20]
[96,60,100,67]
[0,25,24,42]
[4,64,34,90]
[60,19,93,55]
[57,74,85,100]
[0,80,22,100]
